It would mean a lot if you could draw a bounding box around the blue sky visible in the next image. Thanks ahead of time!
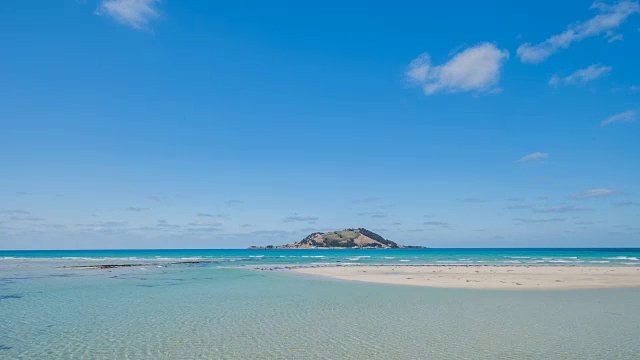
[1,0,639,249]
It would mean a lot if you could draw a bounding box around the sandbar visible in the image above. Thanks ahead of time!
[291,265,640,290]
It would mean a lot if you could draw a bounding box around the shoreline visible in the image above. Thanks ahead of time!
[280,265,640,290]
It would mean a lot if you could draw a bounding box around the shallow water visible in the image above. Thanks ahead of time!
[1,260,639,359]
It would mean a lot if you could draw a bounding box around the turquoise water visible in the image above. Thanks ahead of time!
[2,248,640,267]
[1,249,640,359]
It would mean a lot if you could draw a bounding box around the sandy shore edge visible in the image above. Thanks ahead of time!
[279,265,640,290]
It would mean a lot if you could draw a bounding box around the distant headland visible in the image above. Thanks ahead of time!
[249,228,427,249]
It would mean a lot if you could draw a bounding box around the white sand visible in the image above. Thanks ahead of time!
[292,265,640,290]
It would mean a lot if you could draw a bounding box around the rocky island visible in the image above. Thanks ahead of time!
[249,228,426,249]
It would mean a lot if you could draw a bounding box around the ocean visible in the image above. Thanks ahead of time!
[2,247,640,266]
[1,248,640,359]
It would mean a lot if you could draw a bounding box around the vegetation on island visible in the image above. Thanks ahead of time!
[249,228,426,249]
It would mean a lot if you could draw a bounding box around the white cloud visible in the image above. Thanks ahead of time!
[406,54,431,82]
[516,152,549,163]
[564,64,612,83]
[549,64,612,86]
[96,0,161,30]
[406,43,509,95]
[601,110,636,126]
[570,188,618,199]
[517,1,639,63]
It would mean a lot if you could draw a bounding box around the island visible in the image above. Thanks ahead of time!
[249,228,426,249]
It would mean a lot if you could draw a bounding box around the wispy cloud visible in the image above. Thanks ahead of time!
[611,225,640,233]
[225,200,244,207]
[601,110,636,127]
[16,192,31,196]
[549,64,612,86]
[282,215,319,223]
[126,207,148,212]
[423,221,450,228]
[95,221,128,227]
[565,64,612,83]
[570,188,618,199]
[37,224,67,229]
[460,198,489,203]
[10,215,44,222]
[506,204,534,210]
[351,197,380,204]
[575,221,594,225]
[156,220,180,230]
[188,221,223,227]
[612,201,640,207]
[514,217,565,223]
[197,213,228,219]
[146,193,164,202]
[185,227,224,234]
[517,1,640,63]
[607,33,624,42]
[406,43,509,95]
[78,221,129,233]
[249,230,293,236]
[357,212,388,218]
[533,205,593,213]
[0,209,30,215]
[96,0,161,30]
[516,152,549,163]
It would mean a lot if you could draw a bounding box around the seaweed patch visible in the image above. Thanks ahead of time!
[0,294,23,300]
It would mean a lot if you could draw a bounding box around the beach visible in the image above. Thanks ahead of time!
[292,265,640,290]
